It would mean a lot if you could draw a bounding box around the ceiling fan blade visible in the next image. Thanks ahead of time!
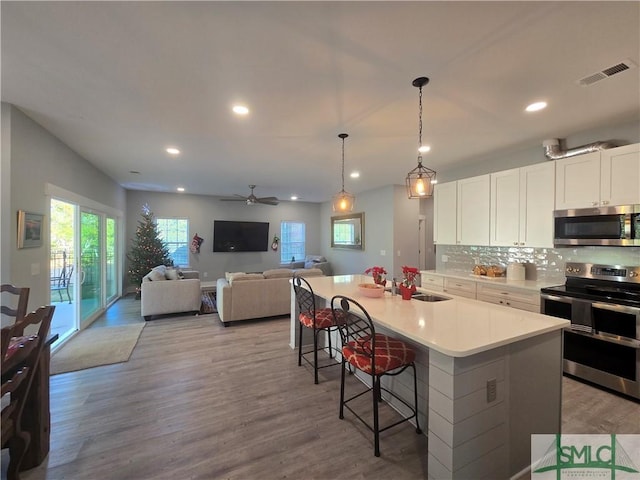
[219,197,248,202]
[256,198,279,205]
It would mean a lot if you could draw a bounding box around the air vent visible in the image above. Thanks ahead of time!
[578,59,636,86]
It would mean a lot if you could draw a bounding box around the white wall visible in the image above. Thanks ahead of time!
[319,184,421,280]
[125,190,322,286]
[1,104,126,312]
[439,119,640,183]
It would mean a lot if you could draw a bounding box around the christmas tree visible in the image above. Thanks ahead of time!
[127,205,171,289]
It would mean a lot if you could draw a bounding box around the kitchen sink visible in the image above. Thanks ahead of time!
[411,293,452,302]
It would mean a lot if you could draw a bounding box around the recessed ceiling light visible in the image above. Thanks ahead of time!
[177,187,185,192]
[290,195,298,201]
[232,105,249,115]
[525,101,547,112]
[166,147,180,155]
[418,145,431,153]
[350,171,360,178]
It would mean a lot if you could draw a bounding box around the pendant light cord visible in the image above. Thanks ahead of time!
[341,135,345,191]
[417,85,423,167]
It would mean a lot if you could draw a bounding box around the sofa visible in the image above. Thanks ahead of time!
[141,266,202,320]
[216,268,324,326]
[280,255,332,276]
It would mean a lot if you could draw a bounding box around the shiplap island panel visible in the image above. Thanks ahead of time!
[290,274,568,479]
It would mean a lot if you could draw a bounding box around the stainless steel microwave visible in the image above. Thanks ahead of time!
[554,204,640,246]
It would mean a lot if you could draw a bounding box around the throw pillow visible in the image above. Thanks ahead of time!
[165,268,179,280]
[225,271,245,281]
[295,268,323,277]
[147,269,167,281]
[229,273,264,284]
[263,268,294,279]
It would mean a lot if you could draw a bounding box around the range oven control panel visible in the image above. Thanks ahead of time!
[565,262,640,282]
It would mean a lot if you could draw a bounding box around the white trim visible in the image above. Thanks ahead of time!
[45,183,123,218]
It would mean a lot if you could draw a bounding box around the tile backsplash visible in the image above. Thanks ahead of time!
[434,245,640,284]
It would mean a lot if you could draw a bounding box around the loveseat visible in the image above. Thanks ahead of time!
[141,266,201,320]
[280,255,332,276]
[216,268,323,326]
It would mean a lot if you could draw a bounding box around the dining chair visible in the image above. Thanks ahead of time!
[293,275,345,384]
[1,305,55,480]
[51,264,73,303]
[1,284,30,323]
[331,295,422,457]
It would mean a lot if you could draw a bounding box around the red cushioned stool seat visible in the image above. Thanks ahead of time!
[332,295,422,457]
[293,276,345,384]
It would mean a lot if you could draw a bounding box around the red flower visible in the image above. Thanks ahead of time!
[401,265,419,286]
[365,266,387,277]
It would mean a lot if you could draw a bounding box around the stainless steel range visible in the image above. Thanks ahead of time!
[541,262,640,400]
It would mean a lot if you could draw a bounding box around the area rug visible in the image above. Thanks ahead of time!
[201,290,217,314]
[51,323,145,375]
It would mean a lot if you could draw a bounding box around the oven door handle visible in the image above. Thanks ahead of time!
[541,293,572,304]
[592,302,640,315]
[567,329,640,348]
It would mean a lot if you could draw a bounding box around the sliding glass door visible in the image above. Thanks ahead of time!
[106,216,118,304]
[80,210,102,323]
[50,199,78,342]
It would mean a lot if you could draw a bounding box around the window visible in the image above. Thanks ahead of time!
[157,218,189,267]
[280,221,305,263]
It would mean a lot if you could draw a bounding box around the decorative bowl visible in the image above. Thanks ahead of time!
[358,283,385,298]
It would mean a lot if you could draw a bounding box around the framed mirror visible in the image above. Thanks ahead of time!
[331,212,364,250]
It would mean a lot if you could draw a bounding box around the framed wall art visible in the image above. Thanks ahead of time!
[17,210,44,248]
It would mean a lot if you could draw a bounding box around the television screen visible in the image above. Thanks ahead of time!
[213,220,270,252]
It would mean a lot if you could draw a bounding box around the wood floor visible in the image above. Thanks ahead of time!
[4,296,639,480]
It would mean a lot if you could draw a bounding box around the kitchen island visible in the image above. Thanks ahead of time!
[290,274,569,479]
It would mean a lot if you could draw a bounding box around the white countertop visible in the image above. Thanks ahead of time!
[304,275,569,358]
[420,270,561,292]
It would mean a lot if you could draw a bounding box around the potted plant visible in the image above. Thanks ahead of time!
[399,265,419,300]
[364,266,387,286]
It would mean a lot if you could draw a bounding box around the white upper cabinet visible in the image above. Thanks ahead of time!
[490,163,555,248]
[489,168,520,246]
[434,181,457,245]
[600,143,640,206]
[555,151,601,209]
[555,143,640,209]
[457,174,490,245]
[518,162,555,247]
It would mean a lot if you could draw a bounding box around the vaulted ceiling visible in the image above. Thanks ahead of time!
[2,1,639,202]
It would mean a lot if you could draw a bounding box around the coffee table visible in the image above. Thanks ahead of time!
[200,281,216,292]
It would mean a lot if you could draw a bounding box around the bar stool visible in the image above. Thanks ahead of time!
[331,294,422,457]
[293,275,344,384]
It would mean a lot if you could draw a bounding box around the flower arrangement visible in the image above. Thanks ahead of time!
[401,265,419,287]
[365,266,387,285]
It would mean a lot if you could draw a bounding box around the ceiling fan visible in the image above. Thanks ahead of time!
[219,185,279,206]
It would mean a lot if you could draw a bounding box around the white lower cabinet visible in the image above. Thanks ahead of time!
[476,283,540,312]
[443,277,477,299]
[420,272,444,292]
[420,272,542,312]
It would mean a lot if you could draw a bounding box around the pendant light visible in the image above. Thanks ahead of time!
[406,76,437,199]
[332,133,355,212]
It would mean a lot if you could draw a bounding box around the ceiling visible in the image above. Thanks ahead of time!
[2,1,639,203]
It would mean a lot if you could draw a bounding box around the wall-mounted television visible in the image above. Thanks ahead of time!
[213,220,270,252]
